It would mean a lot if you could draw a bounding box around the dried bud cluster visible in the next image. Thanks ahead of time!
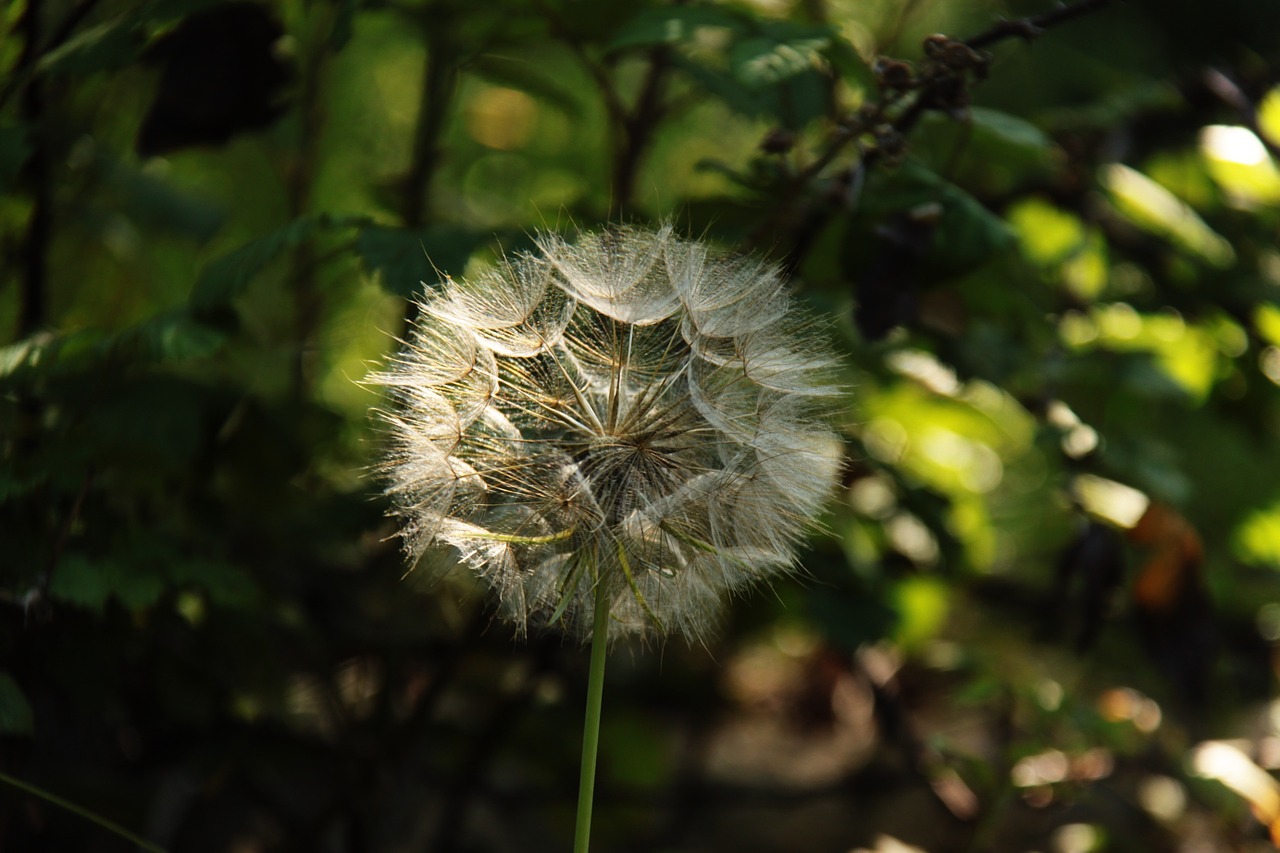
[371,224,842,641]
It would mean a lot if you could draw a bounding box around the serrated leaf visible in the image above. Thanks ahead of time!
[671,23,834,129]
[358,225,490,298]
[729,35,826,87]
[607,5,747,52]
[0,674,34,735]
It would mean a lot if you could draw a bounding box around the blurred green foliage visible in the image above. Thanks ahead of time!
[4,0,1280,850]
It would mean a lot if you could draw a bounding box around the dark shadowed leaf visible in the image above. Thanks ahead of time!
[859,160,1015,277]
[0,675,34,735]
[0,125,31,193]
[357,225,491,298]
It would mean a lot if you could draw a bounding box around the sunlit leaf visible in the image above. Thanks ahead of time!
[1256,303,1280,346]
[1199,125,1280,207]
[893,576,949,649]
[1008,198,1085,266]
[1102,163,1234,267]
[1234,502,1280,568]
[1260,85,1280,147]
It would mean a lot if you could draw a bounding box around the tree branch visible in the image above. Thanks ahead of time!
[963,0,1117,51]
[610,47,671,217]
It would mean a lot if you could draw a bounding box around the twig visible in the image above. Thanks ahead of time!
[610,47,671,217]
[0,770,168,853]
[536,0,670,218]
[754,0,1118,264]
[964,0,1117,51]
[403,10,460,229]
[286,4,334,399]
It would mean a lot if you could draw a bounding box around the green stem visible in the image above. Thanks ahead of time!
[573,578,611,853]
[0,770,168,853]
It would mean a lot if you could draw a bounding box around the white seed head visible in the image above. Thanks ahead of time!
[370,224,842,642]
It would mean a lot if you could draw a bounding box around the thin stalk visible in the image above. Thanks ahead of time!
[573,576,611,853]
[0,770,168,853]
[286,3,333,399]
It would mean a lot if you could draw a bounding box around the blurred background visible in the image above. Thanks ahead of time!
[5,0,1280,850]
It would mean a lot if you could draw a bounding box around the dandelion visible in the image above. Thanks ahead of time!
[370,222,842,850]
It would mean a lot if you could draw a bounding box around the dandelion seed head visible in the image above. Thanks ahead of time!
[370,224,842,642]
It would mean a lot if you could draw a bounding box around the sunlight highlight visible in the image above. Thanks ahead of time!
[1201,125,1269,166]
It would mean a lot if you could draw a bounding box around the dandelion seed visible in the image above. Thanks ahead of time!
[370,223,843,642]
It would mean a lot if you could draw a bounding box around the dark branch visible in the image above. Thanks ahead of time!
[964,0,1117,51]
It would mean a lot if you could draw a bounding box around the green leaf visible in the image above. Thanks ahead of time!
[169,559,262,609]
[606,5,747,52]
[49,545,246,616]
[36,17,144,76]
[0,674,34,736]
[913,108,1052,194]
[968,107,1051,153]
[1102,163,1234,267]
[357,224,491,298]
[49,555,112,613]
[34,0,224,76]
[729,34,827,87]
[670,20,836,129]
[0,311,226,381]
[862,160,1016,276]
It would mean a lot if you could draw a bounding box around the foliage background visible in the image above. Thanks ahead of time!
[5,0,1280,850]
